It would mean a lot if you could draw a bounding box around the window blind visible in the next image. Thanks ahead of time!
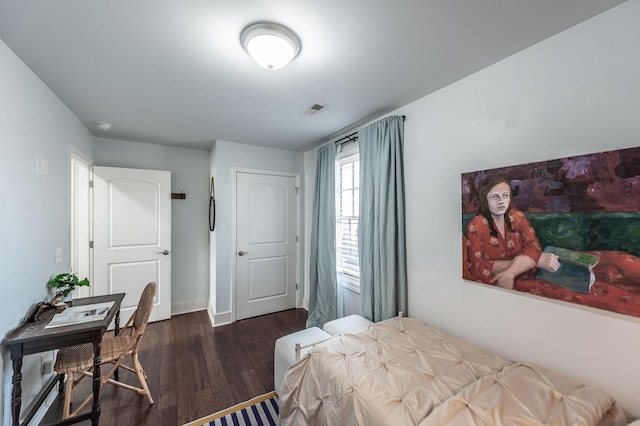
[337,154,360,280]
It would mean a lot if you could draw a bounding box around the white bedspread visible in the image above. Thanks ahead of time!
[279,317,627,426]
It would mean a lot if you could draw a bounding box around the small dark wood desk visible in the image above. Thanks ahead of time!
[2,293,125,426]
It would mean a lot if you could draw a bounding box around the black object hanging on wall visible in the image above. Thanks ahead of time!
[209,177,216,231]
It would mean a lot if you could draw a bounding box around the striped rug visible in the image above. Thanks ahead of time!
[184,391,279,426]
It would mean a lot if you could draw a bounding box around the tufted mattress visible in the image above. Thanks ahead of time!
[279,317,627,425]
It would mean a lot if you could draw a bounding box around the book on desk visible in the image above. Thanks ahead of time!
[45,301,115,328]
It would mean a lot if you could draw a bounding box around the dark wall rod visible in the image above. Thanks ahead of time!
[333,115,406,147]
[335,131,358,146]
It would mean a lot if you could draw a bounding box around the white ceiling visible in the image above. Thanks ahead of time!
[0,0,627,152]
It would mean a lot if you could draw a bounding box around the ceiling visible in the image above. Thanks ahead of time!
[0,0,627,152]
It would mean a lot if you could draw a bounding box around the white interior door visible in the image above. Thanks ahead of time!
[236,171,297,320]
[93,166,171,324]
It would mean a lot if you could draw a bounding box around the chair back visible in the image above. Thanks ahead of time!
[132,282,156,338]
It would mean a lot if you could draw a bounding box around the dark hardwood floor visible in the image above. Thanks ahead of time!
[42,308,307,425]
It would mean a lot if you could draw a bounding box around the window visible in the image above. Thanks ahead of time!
[336,150,360,291]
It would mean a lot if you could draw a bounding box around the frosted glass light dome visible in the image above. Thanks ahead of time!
[240,23,301,70]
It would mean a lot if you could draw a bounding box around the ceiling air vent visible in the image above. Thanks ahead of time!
[305,103,326,115]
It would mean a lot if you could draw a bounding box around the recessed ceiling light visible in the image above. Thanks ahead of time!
[95,122,112,131]
[240,23,301,70]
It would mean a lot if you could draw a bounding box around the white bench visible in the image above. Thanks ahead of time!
[322,314,373,336]
[274,327,331,395]
[274,315,376,395]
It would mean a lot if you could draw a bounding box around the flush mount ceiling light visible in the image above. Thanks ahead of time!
[95,122,112,131]
[240,22,301,70]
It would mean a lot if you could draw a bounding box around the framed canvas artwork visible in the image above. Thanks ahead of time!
[461,146,640,318]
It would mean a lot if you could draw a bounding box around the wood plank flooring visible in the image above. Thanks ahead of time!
[42,308,307,425]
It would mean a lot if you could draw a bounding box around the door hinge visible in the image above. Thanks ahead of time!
[89,180,94,188]
[295,187,300,195]
[89,241,94,249]
[296,283,299,290]
[296,235,299,242]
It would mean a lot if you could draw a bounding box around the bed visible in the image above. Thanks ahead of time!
[279,317,628,425]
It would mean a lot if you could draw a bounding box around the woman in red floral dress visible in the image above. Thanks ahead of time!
[466,176,559,289]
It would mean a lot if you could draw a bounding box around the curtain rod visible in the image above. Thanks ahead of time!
[335,131,358,146]
[333,115,406,146]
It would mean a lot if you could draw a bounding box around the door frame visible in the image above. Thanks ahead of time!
[230,167,301,323]
[69,147,94,298]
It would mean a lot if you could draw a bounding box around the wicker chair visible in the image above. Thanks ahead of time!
[54,282,156,419]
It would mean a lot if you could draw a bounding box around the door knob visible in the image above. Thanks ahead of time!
[238,250,247,256]
[158,250,170,255]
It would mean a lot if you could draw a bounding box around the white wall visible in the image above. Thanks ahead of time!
[398,1,639,416]
[94,138,211,314]
[209,140,304,325]
[209,142,218,322]
[0,39,95,425]
[303,0,640,417]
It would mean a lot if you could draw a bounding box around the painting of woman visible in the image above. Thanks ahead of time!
[462,147,640,318]
[465,176,559,289]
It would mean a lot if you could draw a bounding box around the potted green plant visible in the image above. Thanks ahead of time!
[47,273,90,304]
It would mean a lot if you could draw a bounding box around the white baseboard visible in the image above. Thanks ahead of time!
[206,307,232,327]
[171,299,208,316]
[20,372,58,425]
[206,307,216,326]
[205,305,308,328]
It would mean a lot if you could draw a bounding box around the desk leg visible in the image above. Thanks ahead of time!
[10,356,22,426]
[91,339,102,426]
[58,374,65,393]
[114,309,120,381]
